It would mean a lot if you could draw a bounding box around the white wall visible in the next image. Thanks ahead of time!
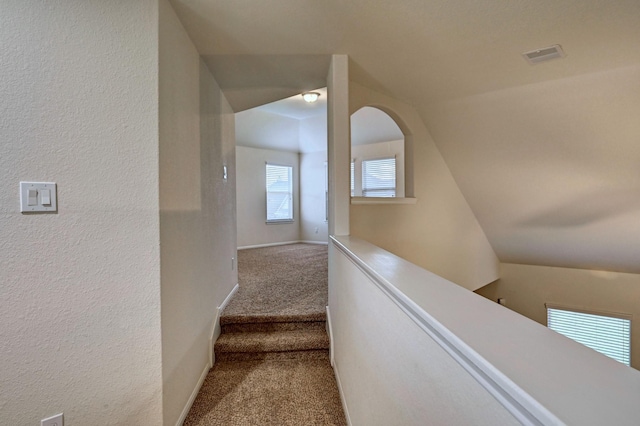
[299,113,328,154]
[159,1,238,424]
[300,151,328,243]
[422,65,640,275]
[327,55,351,236]
[236,146,300,247]
[349,82,499,291]
[0,1,163,424]
[351,139,405,197]
[476,263,640,370]
[300,113,329,243]
[235,108,300,152]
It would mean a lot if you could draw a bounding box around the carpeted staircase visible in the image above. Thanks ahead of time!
[215,318,330,362]
[184,244,346,426]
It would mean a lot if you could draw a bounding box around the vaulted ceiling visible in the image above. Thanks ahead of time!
[170,0,640,273]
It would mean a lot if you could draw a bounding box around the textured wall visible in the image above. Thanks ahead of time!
[349,82,499,291]
[476,263,640,370]
[0,1,163,424]
[159,0,238,423]
[236,146,300,247]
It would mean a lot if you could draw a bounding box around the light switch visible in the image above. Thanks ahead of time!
[41,189,51,205]
[28,188,38,206]
[20,182,57,213]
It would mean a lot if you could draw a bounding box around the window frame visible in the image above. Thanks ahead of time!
[265,163,294,224]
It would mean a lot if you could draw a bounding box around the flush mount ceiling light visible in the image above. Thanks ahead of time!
[522,44,566,65]
[302,92,321,103]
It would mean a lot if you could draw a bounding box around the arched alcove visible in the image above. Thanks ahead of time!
[350,106,414,200]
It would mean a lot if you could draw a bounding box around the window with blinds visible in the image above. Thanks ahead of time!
[266,164,293,222]
[362,157,396,197]
[546,306,631,366]
[325,161,329,221]
[350,160,355,197]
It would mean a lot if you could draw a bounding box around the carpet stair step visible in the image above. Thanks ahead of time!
[215,328,330,355]
[220,311,326,326]
[215,349,329,363]
[221,320,326,334]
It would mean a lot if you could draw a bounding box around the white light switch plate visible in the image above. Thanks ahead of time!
[20,182,57,213]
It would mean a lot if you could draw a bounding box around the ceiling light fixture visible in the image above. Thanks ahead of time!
[302,92,320,103]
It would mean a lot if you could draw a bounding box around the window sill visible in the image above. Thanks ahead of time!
[350,197,417,205]
[266,220,295,224]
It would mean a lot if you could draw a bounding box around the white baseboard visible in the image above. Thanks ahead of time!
[326,306,334,366]
[238,240,328,250]
[220,283,239,312]
[238,241,300,250]
[300,240,329,245]
[176,363,210,426]
[332,361,352,426]
[209,283,239,366]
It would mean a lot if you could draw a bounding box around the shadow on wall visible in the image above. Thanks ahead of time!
[518,188,640,228]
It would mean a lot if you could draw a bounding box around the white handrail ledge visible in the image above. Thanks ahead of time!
[329,235,640,426]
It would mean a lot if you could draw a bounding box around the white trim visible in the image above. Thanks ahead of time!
[209,283,239,366]
[265,219,295,224]
[208,315,216,368]
[326,306,334,366]
[238,241,300,250]
[220,283,239,313]
[544,302,633,321]
[350,197,417,205]
[175,364,210,426]
[332,360,352,426]
[300,240,329,245]
[331,236,561,426]
[238,240,327,250]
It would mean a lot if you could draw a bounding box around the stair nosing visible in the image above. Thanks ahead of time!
[215,328,329,354]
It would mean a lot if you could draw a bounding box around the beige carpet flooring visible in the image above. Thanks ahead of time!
[184,243,347,426]
[221,243,328,324]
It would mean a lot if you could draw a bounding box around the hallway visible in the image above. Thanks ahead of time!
[184,244,346,425]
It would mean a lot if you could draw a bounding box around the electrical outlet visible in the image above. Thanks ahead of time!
[42,413,63,426]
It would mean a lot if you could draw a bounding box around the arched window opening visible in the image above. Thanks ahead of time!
[350,107,406,198]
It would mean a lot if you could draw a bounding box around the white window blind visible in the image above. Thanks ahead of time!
[547,306,631,366]
[350,160,355,197]
[362,157,396,197]
[324,161,329,221]
[266,164,293,222]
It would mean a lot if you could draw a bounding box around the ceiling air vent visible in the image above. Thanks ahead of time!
[522,44,565,65]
